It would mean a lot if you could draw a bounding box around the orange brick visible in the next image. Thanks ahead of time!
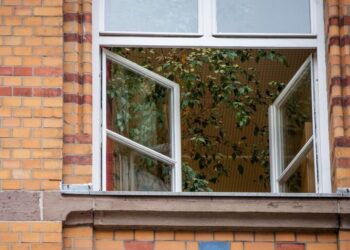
[307,243,337,250]
[11,223,30,232]
[23,159,41,169]
[14,47,32,56]
[42,139,62,149]
[24,37,42,46]
[43,98,62,107]
[22,232,41,242]
[255,232,274,242]
[175,231,194,241]
[32,170,61,179]
[2,138,21,148]
[275,232,295,241]
[43,118,63,128]
[155,231,174,241]
[32,149,61,158]
[43,160,61,169]
[135,230,154,241]
[13,27,33,36]
[23,97,42,107]
[41,180,60,190]
[186,242,198,250]
[23,17,42,26]
[1,180,21,190]
[74,239,92,248]
[3,0,22,5]
[245,242,274,250]
[317,232,337,242]
[13,128,31,138]
[11,244,30,250]
[23,180,41,190]
[0,128,11,137]
[114,230,134,240]
[0,46,12,55]
[195,232,213,241]
[13,108,32,117]
[230,242,243,250]
[0,7,13,16]
[95,240,123,250]
[63,227,91,237]
[31,243,61,250]
[95,230,113,240]
[22,139,40,148]
[296,233,316,242]
[35,27,62,36]
[0,170,11,179]
[12,169,31,179]
[0,107,11,117]
[4,37,22,46]
[42,233,62,243]
[34,7,61,16]
[235,232,254,241]
[0,150,11,159]
[339,231,350,241]
[2,97,22,107]
[214,232,234,241]
[155,241,185,250]
[2,118,21,127]
[23,119,42,128]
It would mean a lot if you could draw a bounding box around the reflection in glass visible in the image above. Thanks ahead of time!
[106,138,172,191]
[105,0,198,33]
[281,65,312,169]
[285,149,315,193]
[106,59,171,157]
[216,0,310,34]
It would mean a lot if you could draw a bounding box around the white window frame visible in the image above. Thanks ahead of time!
[101,49,182,191]
[92,0,331,193]
[269,55,317,193]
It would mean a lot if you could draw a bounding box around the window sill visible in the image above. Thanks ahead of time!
[43,191,350,231]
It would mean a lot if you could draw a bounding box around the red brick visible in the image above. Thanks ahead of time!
[0,67,13,76]
[13,88,32,97]
[276,243,305,250]
[125,242,154,250]
[34,67,62,76]
[33,88,62,97]
[14,67,32,76]
[0,87,12,96]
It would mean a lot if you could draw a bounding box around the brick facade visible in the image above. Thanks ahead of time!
[0,0,350,250]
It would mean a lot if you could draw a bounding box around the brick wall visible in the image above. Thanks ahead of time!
[0,0,63,190]
[0,221,62,250]
[61,228,346,250]
[327,0,350,190]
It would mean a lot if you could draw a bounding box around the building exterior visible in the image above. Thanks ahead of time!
[0,0,350,250]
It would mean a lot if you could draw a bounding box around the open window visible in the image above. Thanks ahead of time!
[92,0,331,193]
[102,50,181,191]
[269,56,316,193]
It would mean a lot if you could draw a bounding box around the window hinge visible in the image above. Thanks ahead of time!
[60,183,92,193]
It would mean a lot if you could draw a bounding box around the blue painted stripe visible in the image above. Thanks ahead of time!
[199,241,230,250]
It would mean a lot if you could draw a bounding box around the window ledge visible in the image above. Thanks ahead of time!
[44,191,350,231]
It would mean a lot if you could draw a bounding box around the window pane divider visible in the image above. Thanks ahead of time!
[106,129,176,166]
[278,136,314,184]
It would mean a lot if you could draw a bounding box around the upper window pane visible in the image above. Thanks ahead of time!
[104,0,198,33]
[216,0,311,34]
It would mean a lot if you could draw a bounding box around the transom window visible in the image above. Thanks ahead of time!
[92,0,331,193]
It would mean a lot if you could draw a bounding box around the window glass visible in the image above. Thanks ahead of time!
[104,0,198,33]
[280,65,313,169]
[106,138,172,191]
[106,58,172,157]
[216,0,311,34]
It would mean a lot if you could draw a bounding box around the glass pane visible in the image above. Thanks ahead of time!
[106,138,172,191]
[285,149,315,192]
[104,0,198,33]
[106,59,172,157]
[280,64,312,169]
[216,0,311,34]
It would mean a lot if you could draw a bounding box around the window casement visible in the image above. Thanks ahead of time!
[92,0,331,193]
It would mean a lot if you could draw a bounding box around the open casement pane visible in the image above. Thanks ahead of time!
[103,0,199,34]
[215,0,311,35]
[106,137,172,191]
[102,49,181,191]
[269,56,316,193]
